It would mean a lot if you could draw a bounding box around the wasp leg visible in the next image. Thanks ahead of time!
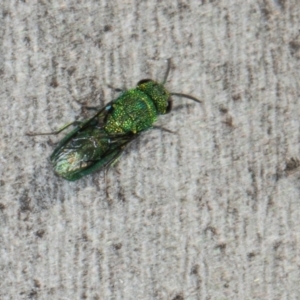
[79,85,124,112]
[82,106,102,111]
[152,126,176,134]
[107,84,124,93]
[26,121,82,136]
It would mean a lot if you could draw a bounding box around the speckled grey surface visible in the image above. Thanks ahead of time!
[1,1,300,299]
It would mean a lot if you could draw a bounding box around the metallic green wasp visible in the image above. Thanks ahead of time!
[27,59,201,181]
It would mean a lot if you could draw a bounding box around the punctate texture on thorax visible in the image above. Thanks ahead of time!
[104,89,158,134]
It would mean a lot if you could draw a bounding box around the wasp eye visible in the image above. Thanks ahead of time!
[166,98,173,114]
[137,79,153,85]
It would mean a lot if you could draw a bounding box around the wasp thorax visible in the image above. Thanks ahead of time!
[137,80,170,115]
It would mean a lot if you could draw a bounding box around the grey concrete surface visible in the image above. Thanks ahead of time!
[1,1,300,299]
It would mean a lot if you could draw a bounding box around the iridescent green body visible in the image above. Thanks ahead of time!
[26,60,201,181]
[51,80,171,180]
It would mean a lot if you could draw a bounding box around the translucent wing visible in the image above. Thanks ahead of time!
[50,103,137,181]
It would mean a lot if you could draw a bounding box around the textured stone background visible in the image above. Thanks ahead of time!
[1,1,300,299]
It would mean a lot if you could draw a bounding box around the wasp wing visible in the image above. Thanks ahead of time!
[50,102,112,159]
[50,102,137,181]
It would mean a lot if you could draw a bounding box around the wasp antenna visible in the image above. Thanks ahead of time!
[170,92,202,104]
[162,58,172,84]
